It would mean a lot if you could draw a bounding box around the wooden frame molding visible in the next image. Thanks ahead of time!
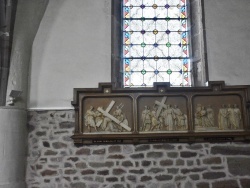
[71,81,250,145]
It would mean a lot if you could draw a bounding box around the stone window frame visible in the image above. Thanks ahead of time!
[111,0,208,88]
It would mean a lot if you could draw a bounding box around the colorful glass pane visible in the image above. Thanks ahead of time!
[123,0,191,87]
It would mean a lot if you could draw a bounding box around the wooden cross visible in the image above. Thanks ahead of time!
[155,96,168,118]
[97,100,131,131]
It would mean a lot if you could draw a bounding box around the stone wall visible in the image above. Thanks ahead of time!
[27,110,250,188]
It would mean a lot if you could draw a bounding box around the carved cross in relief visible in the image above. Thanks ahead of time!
[97,100,131,131]
[155,96,168,118]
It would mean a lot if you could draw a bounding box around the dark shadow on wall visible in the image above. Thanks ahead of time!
[5,0,50,108]
[0,0,18,106]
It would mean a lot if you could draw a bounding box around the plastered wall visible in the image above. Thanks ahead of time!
[28,0,111,109]
[204,0,250,84]
[27,0,250,109]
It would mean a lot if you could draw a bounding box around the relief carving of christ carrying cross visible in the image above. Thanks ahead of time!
[84,100,131,133]
[141,96,188,132]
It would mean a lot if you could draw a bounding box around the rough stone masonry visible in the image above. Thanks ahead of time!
[26,110,250,188]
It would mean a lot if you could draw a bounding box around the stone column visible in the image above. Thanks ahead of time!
[0,107,27,188]
[190,0,208,86]
[0,0,49,187]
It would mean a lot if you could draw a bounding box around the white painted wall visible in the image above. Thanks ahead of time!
[204,0,250,84]
[28,0,111,109]
[28,0,250,109]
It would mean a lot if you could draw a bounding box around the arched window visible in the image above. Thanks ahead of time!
[112,0,207,88]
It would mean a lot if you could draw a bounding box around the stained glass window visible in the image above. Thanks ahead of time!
[122,0,191,87]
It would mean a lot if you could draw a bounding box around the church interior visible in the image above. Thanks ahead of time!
[0,0,250,187]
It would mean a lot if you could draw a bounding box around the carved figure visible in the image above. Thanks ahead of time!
[163,105,176,131]
[141,97,188,132]
[173,105,181,127]
[154,97,168,131]
[84,106,97,132]
[227,104,234,129]
[97,100,131,132]
[228,104,241,129]
[202,106,215,127]
[141,106,151,131]
[102,116,113,131]
[179,114,187,130]
[95,109,103,128]
[195,104,202,127]
[97,101,131,132]
[155,97,167,118]
[113,104,123,120]
[200,106,208,126]
[158,109,164,130]
[150,106,159,131]
[233,104,241,129]
[218,104,229,130]
[84,100,131,133]
[173,105,187,130]
[113,104,128,132]
[195,104,215,128]
[206,105,215,127]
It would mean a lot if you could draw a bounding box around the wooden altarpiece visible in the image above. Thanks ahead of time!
[71,81,250,145]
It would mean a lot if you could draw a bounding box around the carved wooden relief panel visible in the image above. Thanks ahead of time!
[71,82,250,145]
[193,95,244,132]
[137,95,188,133]
[82,96,133,134]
